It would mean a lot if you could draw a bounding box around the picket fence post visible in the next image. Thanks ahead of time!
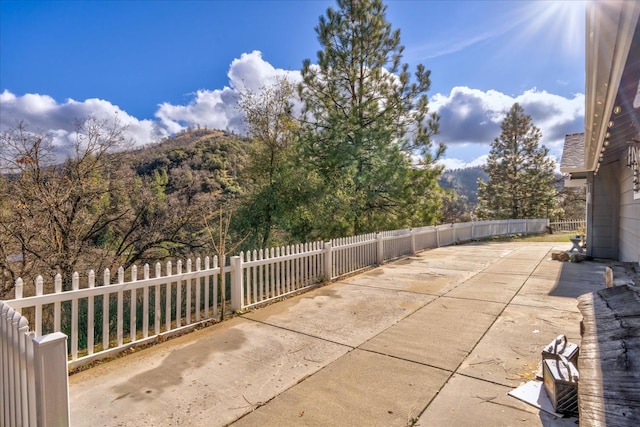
[33,332,70,427]
[410,229,416,254]
[230,256,243,312]
[376,233,384,264]
[323,242,333,281]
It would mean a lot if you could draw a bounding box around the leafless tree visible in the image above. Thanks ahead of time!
[0,116,206,297]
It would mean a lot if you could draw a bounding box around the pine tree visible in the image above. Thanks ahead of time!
[298,0,444,237]
[477,103,560,220]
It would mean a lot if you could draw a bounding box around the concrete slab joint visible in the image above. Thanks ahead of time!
[68,242,601,427]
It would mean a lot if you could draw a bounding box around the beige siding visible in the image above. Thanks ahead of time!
[588,161,620,259]
[619,160,640,263]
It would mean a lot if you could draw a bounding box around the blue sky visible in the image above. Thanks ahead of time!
[0,0,586,169]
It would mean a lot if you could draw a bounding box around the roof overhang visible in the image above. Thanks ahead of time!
[564,176,587,188]
[560,132,587,174]
[585,1,640,172]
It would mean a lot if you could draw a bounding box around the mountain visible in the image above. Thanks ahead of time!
[125,128,250,197]
[438,166,487,204]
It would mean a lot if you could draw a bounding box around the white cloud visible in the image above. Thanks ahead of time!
[1,52,584,168]
[228,51,301,92]
[155,88,242,134]
[155,51,301,135]
[438,155,488,171]
[430,86,584,159]
[0,51,302,158]
[0,89,168,154]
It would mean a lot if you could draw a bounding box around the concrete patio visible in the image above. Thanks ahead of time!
[68,240,607,426]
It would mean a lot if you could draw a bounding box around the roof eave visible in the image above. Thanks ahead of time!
[584,1,640,172]
[559,165,590,174]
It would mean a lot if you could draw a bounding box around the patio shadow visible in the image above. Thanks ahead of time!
[548,261,605,299]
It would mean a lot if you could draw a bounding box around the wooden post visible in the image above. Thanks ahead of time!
[71,273,79,361]
[14,278,23,299]
[323,242,333,281]
[376,233,384,265]
[410,229,416,254]
[102,269,110,351]
[117,267,124,347]
[87,271,95,355]
[33,332,70,427]
[230,256,243,312]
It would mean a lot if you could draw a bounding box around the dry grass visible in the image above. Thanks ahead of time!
[507,232,579,243]
[480,231,580,244]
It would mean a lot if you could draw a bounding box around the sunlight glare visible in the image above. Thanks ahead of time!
[521,1,586,57]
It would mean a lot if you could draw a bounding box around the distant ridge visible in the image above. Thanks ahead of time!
[438,166,487,204]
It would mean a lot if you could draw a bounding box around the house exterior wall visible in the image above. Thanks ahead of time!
[587,161,620,259]
[619,154,640,264]
[582,1,639,265]
[587,151,640,264]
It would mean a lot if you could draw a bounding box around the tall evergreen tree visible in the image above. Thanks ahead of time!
[477,103,560,220]
[299,0,444,237]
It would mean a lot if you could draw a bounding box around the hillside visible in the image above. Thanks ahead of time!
[438,166,487,204]
[124,128,251,197]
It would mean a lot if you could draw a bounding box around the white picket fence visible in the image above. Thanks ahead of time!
[2,218,547,371]
[1,301,70,426]
[549,219,586,233]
